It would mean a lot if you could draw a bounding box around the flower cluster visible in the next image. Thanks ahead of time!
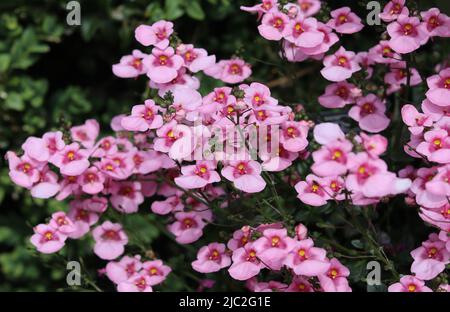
[191,223,352,292]
[295,122,410,206]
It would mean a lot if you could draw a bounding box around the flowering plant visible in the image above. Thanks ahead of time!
[5,0,450,292]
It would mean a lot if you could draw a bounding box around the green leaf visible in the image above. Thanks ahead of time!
[0,53,11,72]
[164,0,184,20]
[4,92,24,111]
[185,0,205,20]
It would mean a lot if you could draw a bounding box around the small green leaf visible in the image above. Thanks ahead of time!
[185,1,205,20]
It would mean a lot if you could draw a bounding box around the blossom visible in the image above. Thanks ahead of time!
[71,119,100,149]
[327,7,364,34]
[112,50,148,78]
[52,143,90,176]
[176,44,216,73]
[387,14,429,54]
[420,8,450,37]
[410,233,450,280]
[311,138,352,176]
[285,16,324,48]
[318,258,352,292]
[117,273,153,292]
[204,59,252,84]
[110,181,144,214]
[221,160,266,193]
[192,242,231,273]
[106,255,142,284]
[348,94,390,133]
[295,174,330,206]
[121,99,163,131]
[92,221,128,260]
[388,275,432,292]
[142,260,172,285]
[368,40,401,64]
[49,211,76,235]
[257,10,290,41]
[135,20,173,49]
[401,104,434,135]
[253,228,296,270]
[143,47,184,83]
[284,238,330,276]
[228,242,264,281]
[174,161,221,189]
[416,129,450,163]
[6,151,43,188]
[425,68,450,107]
[318,82,359,108]
[320,47,361,82]
[30,224,67,254]
[379,0,409,22]
[168,211,206,244]
[77,167,105,195]
[280,121,309,152]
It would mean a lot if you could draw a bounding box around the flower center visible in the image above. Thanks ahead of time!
[403,23,413,35]
[271,236,280,247]
[407,284,416,292]
[158,55,169,66]
[338,57,347,66]
[433,138,442,149]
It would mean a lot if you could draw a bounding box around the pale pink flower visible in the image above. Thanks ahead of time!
[121,99,163,131]
[143,47,184,83]
[175,161,221,189]
[349,94,390,133]
[284,238,330,276]
[258,10,290,41]
[387,14,429,54]
[168,211,206,244]
[221,160,266,193]
[192,242,231,273]
[321,47,361,82]
[135,20,173,49]
[30,224,67,254]
[388,275,432,292]
[379,0,409,22]
[112,49,148,78]
[327,7,364,34]
[142,260,171,285]
[92,221,128,260]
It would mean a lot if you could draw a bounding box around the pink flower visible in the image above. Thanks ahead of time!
[110,181,144,214]
[204,59,252,84]
[135,20,173,49]
[368,40,401,64]
[318,258,352,292]
[410,233,450,280]
[387,14,429,54]
[285,16,324,48]
[192,242,231,273]
[112,49,148,78]
[401,104,434,135]
[258,10,289,41]
[360,133,388,158]
[221,160,266,193]
[22,131,65,163]
[6,151,43,188]
[142,260,171,285]
[117,273,153,292]
[284,238,330,276]
[67,200,100,239]
[425,68,450,107]
[416,129,450,163]
[151,195,183,215]
[30,224,67,254]
[106,255,142,284]
[318,82,359,108]
[253,280,288,292]
[426,165,450,197]
[49,211,76,235]
[52,143,90,176]
[71,119,99,149]
[295,174,330,206]
[420,8,450,37]
[176,44,216,73]
[286,276,314,292]
[384,62,422,94]
[228,242,265,281]
[77,167,105,194]
[388,275,432,292]
[143,47,184,83]
[321,47,361,82]
[241,0,277,17]
[92,221,128,260]
[244,82,278,107]
[168,212,206,244]
[379,0,409,22]
[121,99,163,131]
[295,223,308,240]
[175,161,221,189]
[299,22,339,56]
[349,94,390,133]
[97,153,134,180]
[327,7,364,34]
[297,0,321,17]
[280,121,309,152]
[253,228,296,270]
[30,166,60,199]
[311,139,353,177]
[346,152,411,198]
[227,228,253,251]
